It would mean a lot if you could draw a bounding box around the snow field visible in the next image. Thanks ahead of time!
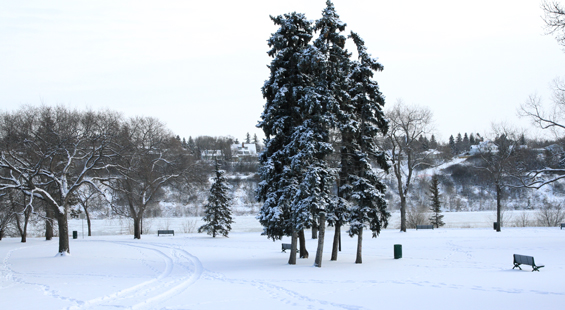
[1,218,564,310]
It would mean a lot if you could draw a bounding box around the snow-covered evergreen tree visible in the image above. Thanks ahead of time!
[198,160,233,238]
[342,31,390,264]
[257,12,316,264]
[307,0,351,263]
[258,0,391,266]
[429,174,445,228]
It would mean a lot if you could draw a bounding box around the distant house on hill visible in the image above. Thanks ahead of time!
[231,143,257,161]
[201,149,223,161]
[469,140,498,156]
[200,143,257,162]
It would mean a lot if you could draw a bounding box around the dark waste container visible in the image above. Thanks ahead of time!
[493,222,501,230]
[394,244,402,259]
[72,231,78,239]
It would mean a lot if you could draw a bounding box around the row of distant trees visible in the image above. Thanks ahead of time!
[0,105,207,254]
[177,133,261,161]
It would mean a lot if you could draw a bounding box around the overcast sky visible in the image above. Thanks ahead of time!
[1,0,564,142]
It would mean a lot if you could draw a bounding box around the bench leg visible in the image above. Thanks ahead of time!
[513,263,521,270]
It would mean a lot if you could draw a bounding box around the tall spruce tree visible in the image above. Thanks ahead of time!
[198,160,234,238]
[305,0,350,267]
[428,174,444,228]
[257,12,316,264]
[342,31,390,264]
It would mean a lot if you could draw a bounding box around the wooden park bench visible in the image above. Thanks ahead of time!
[561,223,565,230]
[157,230,174,236]
[512,254,544,272]
[416,225,434,230]
[281,243,300,253]
[281,243,291,253]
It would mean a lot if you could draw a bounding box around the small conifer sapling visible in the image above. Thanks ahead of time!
[198,160,234,237]
[429,174,445,228]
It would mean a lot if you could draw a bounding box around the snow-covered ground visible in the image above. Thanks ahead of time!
[1,215,564,310]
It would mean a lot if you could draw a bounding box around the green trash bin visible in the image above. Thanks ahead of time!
[394,244,402,259]
[72,231,78,239]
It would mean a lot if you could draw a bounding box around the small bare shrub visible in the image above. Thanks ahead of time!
[512,212,532,227]
[181,219,197,233]
[536,202,565,227]
[406,205,429,229]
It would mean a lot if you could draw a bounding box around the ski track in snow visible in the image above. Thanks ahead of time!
[0,240,203,310]
[65,241,204,310]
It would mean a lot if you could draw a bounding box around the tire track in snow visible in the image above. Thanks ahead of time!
[67,241,203,310]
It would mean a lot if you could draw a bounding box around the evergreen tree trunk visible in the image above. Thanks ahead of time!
[339,229,342,252]
[311,219,318,239]
[56,208,70,254]
[314,213,326,267]
[133,217,142,239]
[331,223,340,261]
[299,229,309,258]
[496,182,502,232]
[355,227,363,264]
[400,195,407,232]
[45,206,54,241]
[289,229,298,265]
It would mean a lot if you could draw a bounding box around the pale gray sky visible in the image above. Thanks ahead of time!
[1,0,564,142]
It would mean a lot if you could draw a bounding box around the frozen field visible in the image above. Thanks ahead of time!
[1,214,564,310]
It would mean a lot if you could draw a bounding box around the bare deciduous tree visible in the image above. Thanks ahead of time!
[0,106,120,254]
[385,101,433,232]
[542,1,565,48]
[102,117,196,239]
[519,79,565,188]
[75,184,106,237]
[473,126,524,232]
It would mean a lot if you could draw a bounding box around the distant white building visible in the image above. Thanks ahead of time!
[201,149,223,161]
[200,143,258,161]
[469,141,498,155]
[231,143,257,160]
